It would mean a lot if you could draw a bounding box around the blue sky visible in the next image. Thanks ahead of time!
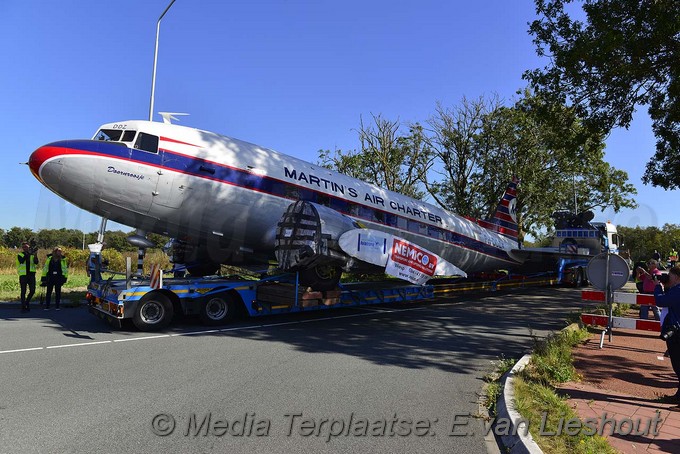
[0,0,675,234]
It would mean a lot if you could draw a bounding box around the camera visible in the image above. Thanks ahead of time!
[656,273,670,285]
[661,323,679,341]
[28,239,38,255]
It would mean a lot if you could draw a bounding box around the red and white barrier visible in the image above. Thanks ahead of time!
[580,290,661,332]
[150,264,163,289]
[581,290,656,306]
[579,314,660,332]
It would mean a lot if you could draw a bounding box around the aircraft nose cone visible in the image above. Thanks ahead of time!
[28,145,50,181]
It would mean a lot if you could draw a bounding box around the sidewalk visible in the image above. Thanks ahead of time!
[559,327,680,453]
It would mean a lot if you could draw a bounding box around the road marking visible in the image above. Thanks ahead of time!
[171,329,220,336]
[0,347,44,354]
[46,340,112,349]
[113,335,170,342]
[0,304,432,356]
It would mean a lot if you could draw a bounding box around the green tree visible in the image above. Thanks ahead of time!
[102,230,136,252]
[427,92,637,240]
[318,114,431,199]
[146,232,170,249]
[3,227,35,248]
[425,96,503,218]
[618,224,680,263]
[525,0,680,189]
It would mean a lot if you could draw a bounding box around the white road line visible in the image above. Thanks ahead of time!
[255,321,300,328]
[46,340,112,349]
[171,329,220,336]
[0,304,431,356]
[113,335,170,342]
[0,347,44,354]
[219,325,260,332]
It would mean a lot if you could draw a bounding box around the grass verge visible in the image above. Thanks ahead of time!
[0,273,92,303]
[484,326,617,454]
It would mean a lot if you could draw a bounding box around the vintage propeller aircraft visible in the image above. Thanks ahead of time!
[28,118,523,289]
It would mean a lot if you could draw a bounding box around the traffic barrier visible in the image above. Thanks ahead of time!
[581,290,656,306]
[580,314,660,332]
[150,264,163,289]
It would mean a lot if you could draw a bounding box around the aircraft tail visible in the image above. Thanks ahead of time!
[477,177,519,240]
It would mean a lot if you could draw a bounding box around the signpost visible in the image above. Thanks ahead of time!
[586,252,630,348]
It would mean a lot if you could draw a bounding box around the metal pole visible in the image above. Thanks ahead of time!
[606,251,612,340]
[148,0,177,121]
[573,175,578,215]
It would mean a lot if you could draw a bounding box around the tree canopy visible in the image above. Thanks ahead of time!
[318,114,431,199]
[617,224,680,263]
[525,0,680,189]
[318,92,637,241]
[0,227,168,252]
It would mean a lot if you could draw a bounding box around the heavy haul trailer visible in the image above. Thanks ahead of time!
[86,273,434,331]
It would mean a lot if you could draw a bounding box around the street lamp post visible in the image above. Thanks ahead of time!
[148,0,177,121]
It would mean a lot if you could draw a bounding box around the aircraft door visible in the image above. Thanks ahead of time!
[153,150,186,208]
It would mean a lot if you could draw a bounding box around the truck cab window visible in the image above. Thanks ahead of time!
[134,133,159,154]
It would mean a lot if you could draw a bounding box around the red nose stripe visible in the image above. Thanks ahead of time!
[29,145,80,181]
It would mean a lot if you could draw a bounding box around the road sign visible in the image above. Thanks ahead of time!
[586,253,630,291]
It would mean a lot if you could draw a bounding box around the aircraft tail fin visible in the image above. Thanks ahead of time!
[477,177,519,240]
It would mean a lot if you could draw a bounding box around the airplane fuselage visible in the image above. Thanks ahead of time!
[29,120,521,274]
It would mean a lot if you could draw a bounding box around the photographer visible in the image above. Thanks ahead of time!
[655,265,680,402]
[41,247,68,310]
[638,259,663,319]
[16,240,39,312]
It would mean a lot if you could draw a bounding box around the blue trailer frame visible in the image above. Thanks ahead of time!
[86,263,434,331]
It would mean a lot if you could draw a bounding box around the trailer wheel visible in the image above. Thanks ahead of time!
[298,265,342,291]
[133,293,174,331]
[199,294,236,325]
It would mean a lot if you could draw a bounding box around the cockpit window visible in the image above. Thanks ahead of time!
[94,129,124,141]
[134,132,159,154]
[121,130,136,142]
[94,128,138,143]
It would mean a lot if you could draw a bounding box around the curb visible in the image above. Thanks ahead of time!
[496,354,544,453]
[495,323,584,453]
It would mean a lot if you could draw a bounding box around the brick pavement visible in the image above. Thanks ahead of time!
[559,327,680,453]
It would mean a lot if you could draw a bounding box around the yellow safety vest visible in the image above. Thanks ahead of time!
[41,256,69,278]
[16,253,37,276]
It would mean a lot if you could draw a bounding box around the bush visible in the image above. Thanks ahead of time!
[0,247,15,272]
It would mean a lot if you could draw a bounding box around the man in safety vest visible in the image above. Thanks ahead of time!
[16,241,39,312]
[41,247,68,310]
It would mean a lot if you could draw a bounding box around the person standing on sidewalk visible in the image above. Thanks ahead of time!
[16,241,39,312]
[41,247,68,310]
[639,259,663,319]
[655,265,680,402]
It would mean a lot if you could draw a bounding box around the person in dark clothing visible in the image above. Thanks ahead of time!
[41,247,68,310]
[16,241,39,312]
[655,265,680,402]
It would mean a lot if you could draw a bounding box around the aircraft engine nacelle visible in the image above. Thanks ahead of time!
[275,200,358,272]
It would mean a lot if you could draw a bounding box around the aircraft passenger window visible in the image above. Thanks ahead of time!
[317,194,330,207]
[135,133,159,154]
[121,130,136,142]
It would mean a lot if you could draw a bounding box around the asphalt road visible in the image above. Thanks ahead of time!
[0,286,585,453]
